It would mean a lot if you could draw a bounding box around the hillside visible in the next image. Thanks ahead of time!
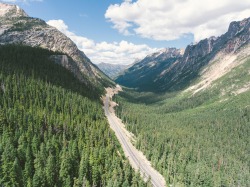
[0,3,112,89]
[1,2,249,187]
[116,48,183,91]
[114,16,250,187]
[0,45,147,187]
[97,62,129,79]
[114,56,250,186]
[0,4,149,187]
[116,17,250,92]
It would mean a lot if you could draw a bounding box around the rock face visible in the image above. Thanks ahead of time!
[49,55,86,82]
[97,62,129,79]
[0,3,107,86]
[0,3,27,17]
[116,17,250,92]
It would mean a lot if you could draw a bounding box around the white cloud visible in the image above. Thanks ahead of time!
[47,20,159,65]
[105,0,250,42]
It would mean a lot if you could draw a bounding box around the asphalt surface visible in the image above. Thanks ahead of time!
[104,92,166,187]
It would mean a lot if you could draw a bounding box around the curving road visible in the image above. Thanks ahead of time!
[104,87,166,187]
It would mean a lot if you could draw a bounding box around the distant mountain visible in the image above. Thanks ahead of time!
[116,17,250,92]
[0,3,112,89]
[116,48,183,91]
[97,62,129,79]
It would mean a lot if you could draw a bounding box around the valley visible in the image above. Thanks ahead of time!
[112,18,250,186]
[0,2,249,187]
[0,45,147,187]
[114,59,250,187]
[104,86,166,187]
[97,63,129,79]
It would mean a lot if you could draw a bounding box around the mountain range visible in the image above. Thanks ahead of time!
[3,3,248,96]
[116,17,250,93]
[97,62,129,79]
[113,16,250,187]
[0,3,250,186]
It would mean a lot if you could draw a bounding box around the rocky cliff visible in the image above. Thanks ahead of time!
[116,17,250,92]
[167,17,250,91]
[0,3,108,86]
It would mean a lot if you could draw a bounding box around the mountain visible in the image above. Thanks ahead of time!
[114,17,250,186]
[116,17,250,92]
[116,48,184,91]
[97,62,129,79]
[0,3,112,90]
[0,3,145,186]
[0,44,147,187]
[115,57,250,186]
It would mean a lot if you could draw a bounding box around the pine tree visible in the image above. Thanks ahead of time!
[10,157,23,186]
[46,153,57,186]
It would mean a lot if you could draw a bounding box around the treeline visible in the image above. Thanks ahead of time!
[115,84,250,186]
[0,45,101,99]
[0,45,147,186]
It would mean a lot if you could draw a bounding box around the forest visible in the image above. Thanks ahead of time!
[0,45,148,187]
[114,58,250,187]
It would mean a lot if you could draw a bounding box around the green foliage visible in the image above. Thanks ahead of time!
[0,45,145,186]
[116,58,178,92]
[115,51,215,93]
[115,59,250,186]
[0,44,101,99]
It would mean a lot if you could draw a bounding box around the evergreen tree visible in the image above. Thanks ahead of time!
[0,45,146,187]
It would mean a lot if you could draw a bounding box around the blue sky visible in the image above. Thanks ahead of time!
[10,0,192,48]
[1,0,250,64]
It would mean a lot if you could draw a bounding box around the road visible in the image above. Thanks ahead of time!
[103,86,166,187]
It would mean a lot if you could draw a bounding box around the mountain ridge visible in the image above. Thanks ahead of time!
[116,47,183,91]
[97,62,129,79]
[116,17,250,92]
[0,3,112,89]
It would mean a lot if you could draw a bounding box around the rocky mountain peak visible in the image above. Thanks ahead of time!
[0,3,28,17]
[148,48,182,59]
[116,17,250,92]
[182,37,215,64]
[0,3,109,87]
[227,17,250,37]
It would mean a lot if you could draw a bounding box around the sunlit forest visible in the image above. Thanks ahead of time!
[114,59,250,187]
[0,45,148,187]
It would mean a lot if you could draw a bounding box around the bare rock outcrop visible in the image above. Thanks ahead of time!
[116,17,250,92]
[0,3,106,86]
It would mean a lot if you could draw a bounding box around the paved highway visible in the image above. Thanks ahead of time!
[104,89,166,187]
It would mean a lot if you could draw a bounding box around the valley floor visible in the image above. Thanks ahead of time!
[103,85,166,187]
[114,83,250,186]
